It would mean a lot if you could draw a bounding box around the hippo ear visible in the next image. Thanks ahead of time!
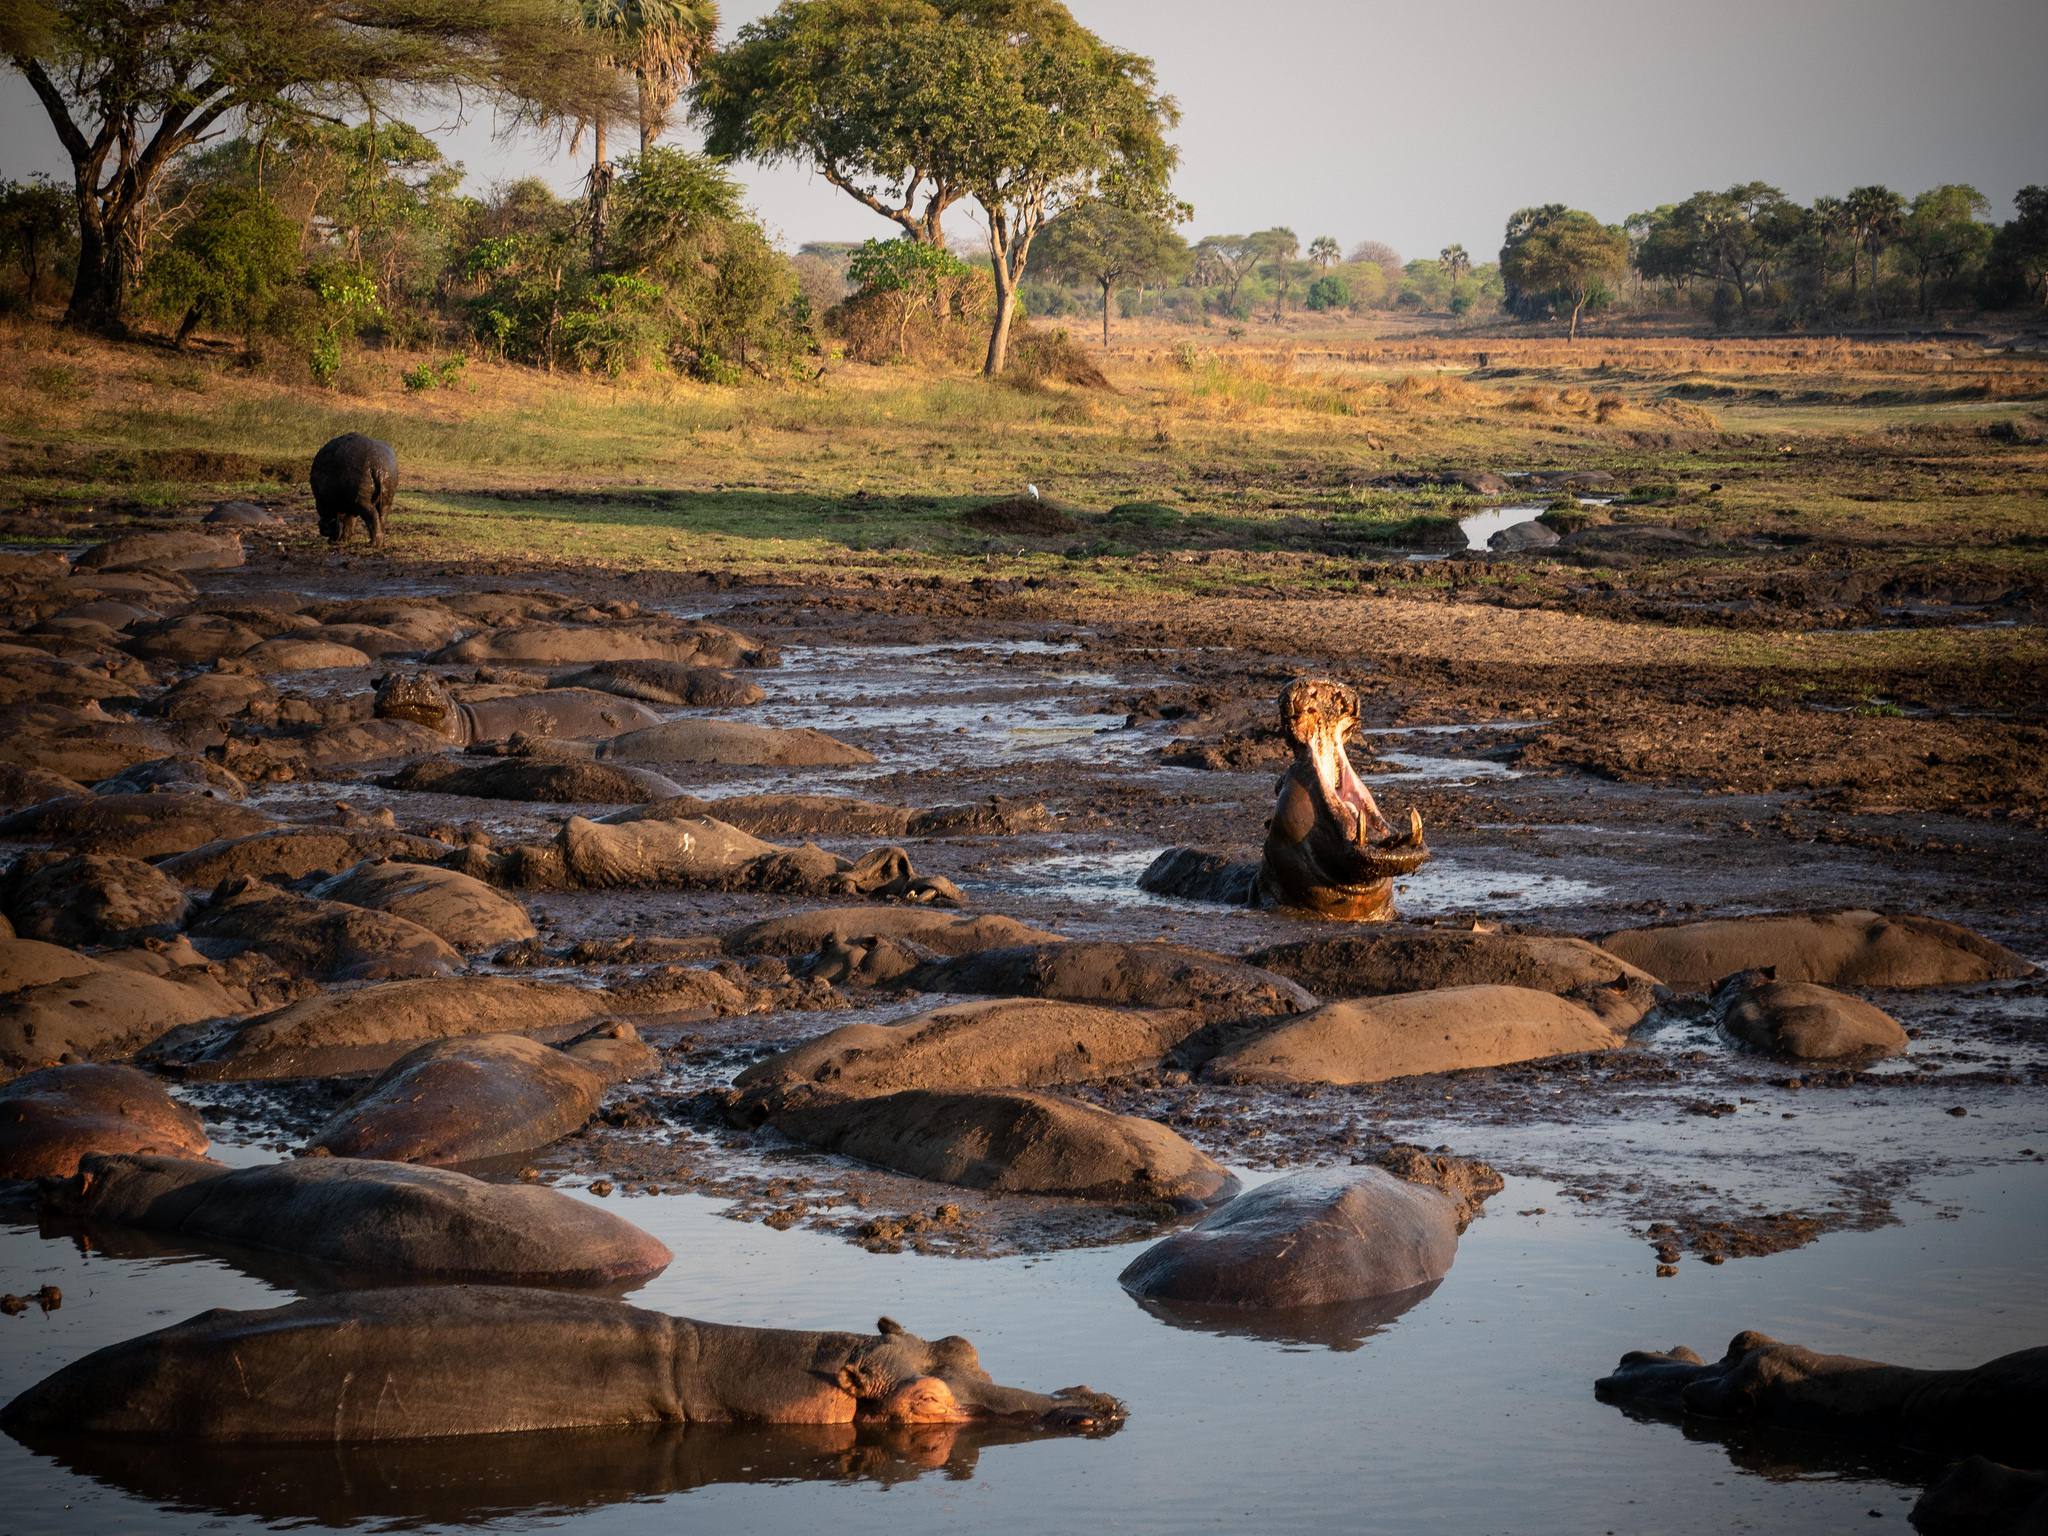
[876,1316,904,1337]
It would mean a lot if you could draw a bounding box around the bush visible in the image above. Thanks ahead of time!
[1304,274,1351,312]
[142,187,301,350]
[402,356,467,392]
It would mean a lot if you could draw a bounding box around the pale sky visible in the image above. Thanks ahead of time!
[4,0,2045,262]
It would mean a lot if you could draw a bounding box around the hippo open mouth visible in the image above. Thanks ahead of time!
[1258,678,1429,921]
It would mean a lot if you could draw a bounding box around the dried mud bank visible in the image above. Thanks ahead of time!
[1,521,2043,1532]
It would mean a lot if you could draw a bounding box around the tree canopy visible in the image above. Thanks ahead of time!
[6,0,626,334]
[1499,204,1628,339]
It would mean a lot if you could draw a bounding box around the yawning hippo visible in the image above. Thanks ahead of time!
[1141,679,1428,922]
[311,433,395,546]
[0,1288,1124,1438]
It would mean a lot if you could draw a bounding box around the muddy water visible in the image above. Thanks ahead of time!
[4,1159,2042,1534]
[4,595,2043,1534]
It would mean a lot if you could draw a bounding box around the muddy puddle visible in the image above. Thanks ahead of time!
[4,575,2043,1536]
[3,1154,2041,1534]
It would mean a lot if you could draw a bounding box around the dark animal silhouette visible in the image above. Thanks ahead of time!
[310,433,395,546]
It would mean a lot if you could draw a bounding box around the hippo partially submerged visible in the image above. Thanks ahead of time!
[311,433,395,547]
[375,673,661,745]
[1141,679,1429,922]
[0,1288,1124,1439]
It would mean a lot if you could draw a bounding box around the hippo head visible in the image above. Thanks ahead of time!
[374,673,459,737]
[840,1318,1124,1432]
[1256,677,1429,922]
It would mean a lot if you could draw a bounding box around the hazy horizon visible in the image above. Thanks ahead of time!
[3,0,2045,263]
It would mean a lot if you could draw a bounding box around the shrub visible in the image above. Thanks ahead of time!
[1304,274,1351,312]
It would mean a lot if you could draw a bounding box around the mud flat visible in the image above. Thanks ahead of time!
[1,528,2042,1536]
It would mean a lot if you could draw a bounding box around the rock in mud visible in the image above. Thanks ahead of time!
[234,637,374,673]
[38,1154,671,1286]
[1594,1331,2048,1468]
[608,793,1049,840]
[184,880,459,982]
[0,937,99,994]
[308,860,535,953]
[1200,984,1625,1086]
[736,999,1200,1105]
[1709,970,1908,1060]
[0,792,276,861]
[384,757,685,803]
[431,620,772,669]
[769,1087,1236,1208]
[74,531,243,574]
[1913,1458,2048,1536]
[153,976,613,1080]
[1,853,188,946]
[161,826,449,887]
[0,1288,1120,1440]
[594,718,873,768]
[2,955,253,1074]
[1248,927,1662,1029]
[459,815,959,904]
[721,908,1065,959]
[1488,519,1560,552]
[558,661,766,708]
[0,764,85,814]
[1597,909,2036,991]
[95,756,248,800]
[1118,1167,1460,1309]
[903,942,1314,1020]
[307,1026,656,1164]
[0,1065,208,1179]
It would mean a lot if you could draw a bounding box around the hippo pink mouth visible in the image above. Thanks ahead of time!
[1287,679,1429,874]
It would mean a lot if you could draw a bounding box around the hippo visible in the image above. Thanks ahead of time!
[1118,1167,1463,1310]
[1709,969,1908,1061]
[609,793,1051,840]
[1595,1331,2048,1470]
[384,756,686,803]
[0,1065,208,1180]
[899,942,1314,1021]
[1140,679,1429,922]
[311,433,395,546]
[451,814,961,905]
[1597,909,2036,992]
[38,1153,671,1286]
[374,672,661,745]
[306,1026,657,1165]
[0,1287,1125,1439]
[558,660,766,709]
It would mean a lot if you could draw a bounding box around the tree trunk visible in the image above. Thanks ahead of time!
[589,119,609,266]
[1568,295,1584,342]
[1100,278,1112,347]
[637,74,659,157]
[64,217,131,336]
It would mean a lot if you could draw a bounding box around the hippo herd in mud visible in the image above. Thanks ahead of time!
[0,444,2042,1532]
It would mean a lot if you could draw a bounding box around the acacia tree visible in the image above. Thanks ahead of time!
[1499,204,1628,340]
[1192,233,1264,312]
[1899,185,1990,313]
[1036,190,1187,345]
[695,0,971,249]
[1630,184,1801,308]
[5,0,623,337]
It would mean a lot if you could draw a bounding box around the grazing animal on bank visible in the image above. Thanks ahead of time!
[311,433,396,547]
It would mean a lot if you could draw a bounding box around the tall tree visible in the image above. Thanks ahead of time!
[1251,225,1298,317]
[1629,184,1800,308]
[1899,184,1991,313]
[1499,204,1628,340]
[1192,233,1264,311]
[924,1,1178,374]
[5,0,622,336]
[577,0,720,262]
[1988,186,2048,307]
[1348,239,1400,271]
[1307,234,1339,271]
[694,0,970,249]
[1844,184,1906,304]
[1438,242,1470,282]
[1035,190,1189,346]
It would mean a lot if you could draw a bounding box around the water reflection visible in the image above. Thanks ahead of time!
[1598,1398,1937,1492]
[1132,1279,1440,1353]
[19,1419,1101,1528]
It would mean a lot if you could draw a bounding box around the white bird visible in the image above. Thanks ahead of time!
[1026,484,1040,501]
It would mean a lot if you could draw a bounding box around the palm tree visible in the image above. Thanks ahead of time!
[1844,185,1905,306]
[1438,243,1471,282]
[1308,235,1341,271]
[578,0,720,260]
